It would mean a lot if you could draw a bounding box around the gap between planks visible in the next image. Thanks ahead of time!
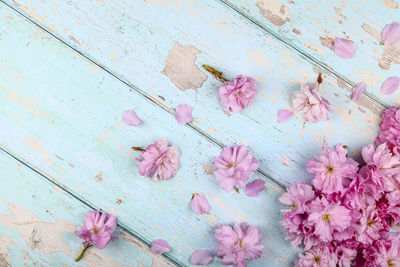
[0,146,182,267]
[0,0,287,189]
[217,0,389,109]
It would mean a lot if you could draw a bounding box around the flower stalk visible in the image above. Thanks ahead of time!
[132,146,145,152]
[75,243,92,262]
[203,64,228,83]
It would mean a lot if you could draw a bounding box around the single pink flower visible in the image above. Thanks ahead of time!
[138,138,180,181]
[281,212,305,248]
[218,75,257,112]
[380,77,400,95]
[151,239,170,254]
[335,242,357,267]
[277,109,294,123]
[351,82,366,102]
[375,107,400,157]
[75,210,117,261]
[214,222,263,267]
[279,183,315,213]
[307,144,358,194]
[190,250,214,265]
[295,246,337,267]
[357,205,385,245]
[333,38,356,59]
[244,179,265,197]
[307,198,352,242]
[122,109,142,126]
[175,103,192,125]
[374,237,400,267]
[292,83,332,123]
[213,145,258,192]
[190,193,211,214]
[382,22,400,45]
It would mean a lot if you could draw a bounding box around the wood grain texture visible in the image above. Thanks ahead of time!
[220,0,400,106]
[0,5,297,266]
[2,0,384,187]
[0,150,175,267]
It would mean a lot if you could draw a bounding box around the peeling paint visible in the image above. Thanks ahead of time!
[256,0,290,26]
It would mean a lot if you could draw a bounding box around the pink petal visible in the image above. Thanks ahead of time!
[175,104,192,125]
[380,77,400,95]
[190,250,214,265]
[122,109,142,126]
[245,179,266,197]
[277,109,293,123]
[382,22,400,45]
[190,193,211,214]
[351,82,366,102]
[150,239,170,254]
[333,38,356,59]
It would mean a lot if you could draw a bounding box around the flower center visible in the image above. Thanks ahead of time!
[91,227,99,234]
[235,239,244,248]
[388,259,394,267]
[326,166,334,174]
[367,220,374,227]
[313,256,321,264]
[322,213,330,222]
[291,201,297,210]
[227,162,235,169]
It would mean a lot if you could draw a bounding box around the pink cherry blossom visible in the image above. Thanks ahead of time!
[351,82,366,102]
[190,250,214,265]
[213,145,258,192]
[380,77,400,95]
[382,22,400,45]
[175,103,192,125]
[277,109,294,123]
[190,193,211,214]
[375,107,400,157]
[279,183,315,213]
[218,75,257,112]
[333,38,356,59]
[295,246,337,267]
[138,138,180,181]
[244,179,265,197]
[373,237,400,267]
[214,222,263,267]
[357,205,385,245]
[307,144,358,194]
[151,239,170,254]
[122,109,142,126]
[292,83,332,123]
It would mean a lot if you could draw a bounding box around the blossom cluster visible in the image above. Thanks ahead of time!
[280,106,400,267]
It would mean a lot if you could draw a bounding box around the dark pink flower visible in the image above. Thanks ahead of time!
[218,75,257,112]
[277,109,294,123]
[138,138,180,181]
[190,193,211,214]
[382,22,400,45]
[151,239,170,254]
[292,83,332,123]
[244,179,265,197]
[175,103,192,125]
[214,222,263,267]
[213,145,258,192]
[307,145,358,194]
[333,38,356,59]
[190,250,214,265]
[122,109,142,126]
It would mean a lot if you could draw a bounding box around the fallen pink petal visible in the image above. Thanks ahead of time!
[277,109,293,123]
[122,109,143,126]
[190,193,211,214]
[190,250,214,265]
[245,179,266,197]
[380,76,400,95]
[351,82,366,102]
[382,22,400,45]
[175,103,192,125]
[333,38,356,59]
[151,239,170,254]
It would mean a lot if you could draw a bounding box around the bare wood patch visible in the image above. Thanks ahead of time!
[256,0,290,26]
[161,42,207,91]
[319,35,335,50]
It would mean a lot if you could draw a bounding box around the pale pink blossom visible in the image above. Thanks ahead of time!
[357,205,385,245]
[376,107,400,157]
[190,193,211,214]
[334,38,356,59]
[175,103,192,125]
[138,138,180,181]
[307,145,358,194]
[295,246,337,267]
[218,75,257,112]
[382,22,400,45]
[190,250,214,265]
[214,222,263,267]
[213,145,258,192]
[277,109,294,123]
[151,239,170,254]
[292,83,332,123]
[374,237,400,267]
[75,210,117,249]
[122,109,142,126]
[244,179,265,197]
[380,77,400,95]
[279,183,315,213]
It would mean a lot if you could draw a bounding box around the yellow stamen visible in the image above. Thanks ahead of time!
[322,214,330,222]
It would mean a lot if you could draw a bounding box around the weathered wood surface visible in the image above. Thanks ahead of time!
[221,0,400,106]
[2,0,384,187]
[0,5,297,266]
[0,149,175,267]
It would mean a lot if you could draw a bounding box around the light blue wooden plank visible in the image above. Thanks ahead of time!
[0,150,175,267]
[221,0,400,106]
[0,6,296,266]
[2,0,384,187]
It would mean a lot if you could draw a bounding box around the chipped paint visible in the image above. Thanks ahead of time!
[256,0,290,26]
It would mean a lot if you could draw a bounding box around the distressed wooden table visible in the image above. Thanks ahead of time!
[0,0,398,266]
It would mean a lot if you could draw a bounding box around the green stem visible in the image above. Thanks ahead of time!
[203,64,229,83]
[132,146,145,152]
[234,187,240,193]
[75,243,92,262]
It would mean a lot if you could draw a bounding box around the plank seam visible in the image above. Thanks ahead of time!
[217,0,389,109]
[0,0,286,189]
[0,146,182,267]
